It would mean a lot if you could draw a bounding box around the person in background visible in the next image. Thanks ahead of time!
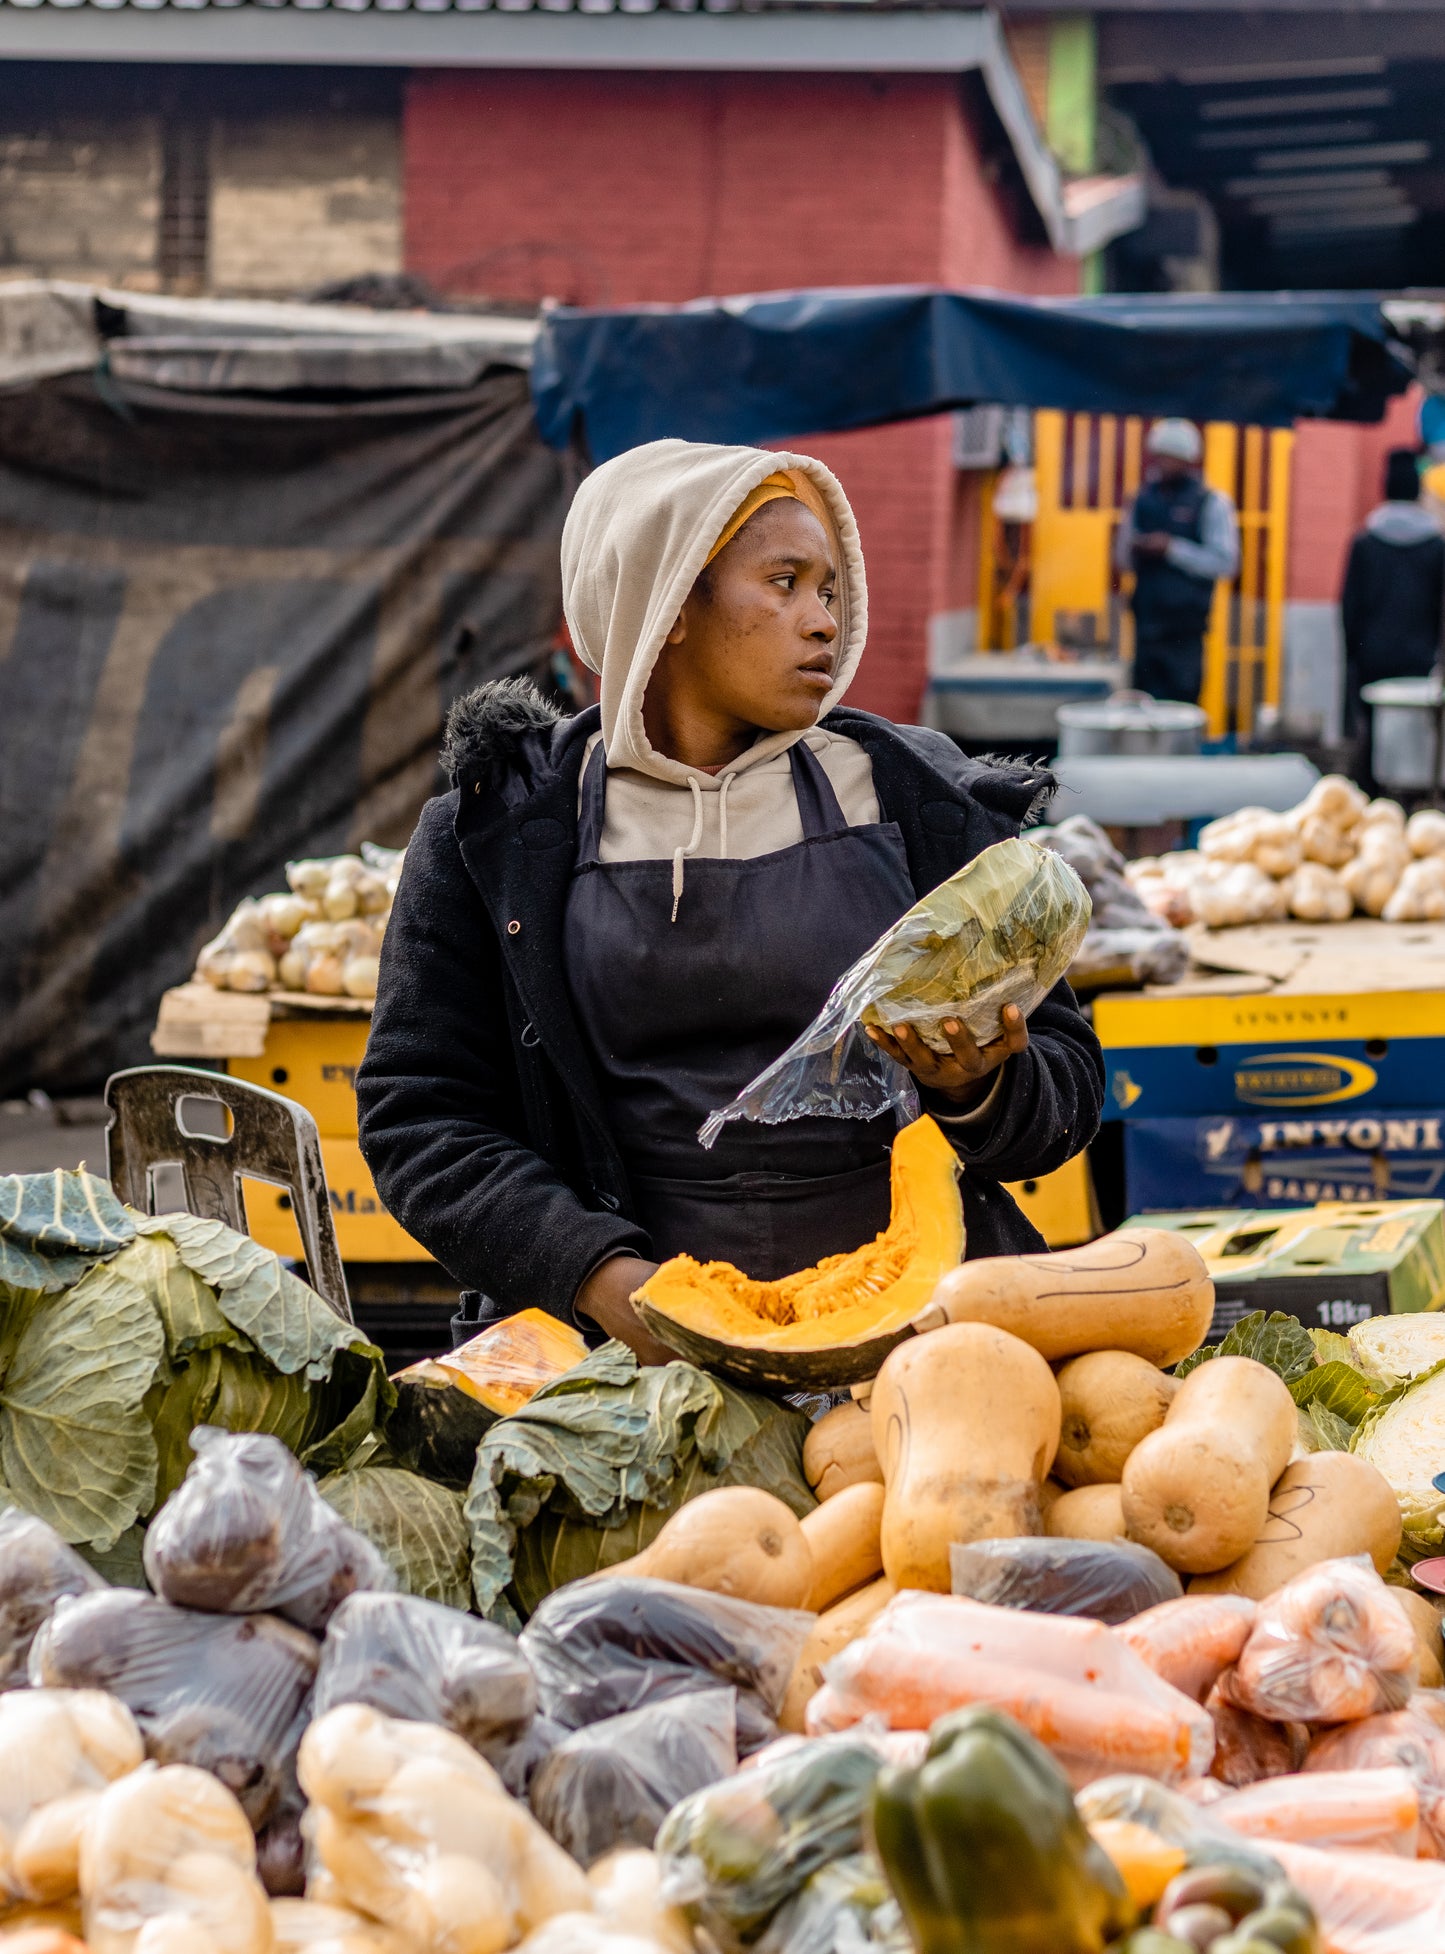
[1341,447,1445,790]
[1114,419,1240,705]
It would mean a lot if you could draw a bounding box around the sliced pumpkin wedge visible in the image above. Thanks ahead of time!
[635,1115,964,1390]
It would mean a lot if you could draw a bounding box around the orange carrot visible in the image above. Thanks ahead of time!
[1212,1767,1420,1857]
[806,1640,1206,1784]
[1119,1594,1258,1703]
[1228,1559,1417,1725]
[1269,1840,1445,1951]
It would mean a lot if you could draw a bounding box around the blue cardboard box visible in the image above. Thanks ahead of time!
[1095,989,1445,1119]
[1125,1112,1445,1213]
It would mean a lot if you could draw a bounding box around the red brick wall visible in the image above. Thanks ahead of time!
[1287,390,1422,604]
[404,68,1080,719]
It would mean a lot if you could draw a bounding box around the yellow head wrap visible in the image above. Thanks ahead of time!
[703,469,835,567]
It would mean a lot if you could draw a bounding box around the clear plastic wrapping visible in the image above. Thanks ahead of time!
[1307,1706,1445,1857]
[1211,1766,1420,1857]
[31,1589,320,1832]
[949,1537,1182,1624]
[656,1732,887,1953]
[143,1428,395,1634]
[1117,1595,1259,1705]
[0,1510,106,1688]
[81,1760,273,1954]
[586,1847,694,1954]
[529,1688,737,1866]
[1075,1773,1285,1885]
[699,838,1090,1142]
[1066,926,1190,992]
[313,1590,538,1777]
[1221,1557,1418,1725]
[1037,815,1127,890]
[806,1591,1214,1788]
[298,1704,591,1952]
[1268,1840,1445,1954]
[0,1689,144,1907]
[755,1853,905,1954]
[1204,1681,1307,1788]
[518,1576,813,1757]
[269,1898,411,1952]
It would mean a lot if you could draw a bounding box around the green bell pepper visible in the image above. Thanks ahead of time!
[869,1706,1133,1954]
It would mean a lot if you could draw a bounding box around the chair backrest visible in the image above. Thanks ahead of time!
[104,1064,351,1322]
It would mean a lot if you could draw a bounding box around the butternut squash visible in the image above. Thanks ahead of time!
[1046,1482,1127,1542]
[611,1487,813,1610]
[916,1227,1214,1369]
[1391,1587,1445,1690]
[779,1577,894,1733]
[800,1482,885,1612]
[872,1322,1061,1591]
[1190,1451,1402,1600]
[1055,1351,1178,1488]
[1040,1478,1068,1520]
[634,1116,964,1389]
[803,1402,882,1501]
[1121,1357,1296,1574]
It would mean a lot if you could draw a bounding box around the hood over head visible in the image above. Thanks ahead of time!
[1366,501,1442,547]
[560,437,868,785]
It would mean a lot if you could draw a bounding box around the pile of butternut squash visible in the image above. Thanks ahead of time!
[596,1222,1437,1739]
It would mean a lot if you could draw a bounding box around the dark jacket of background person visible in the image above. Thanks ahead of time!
[1341,449,1445,782]
[1342,472,1445,689]
[356,681,1105,1329]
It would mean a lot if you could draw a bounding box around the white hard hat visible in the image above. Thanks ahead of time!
[1145,418,1203,464]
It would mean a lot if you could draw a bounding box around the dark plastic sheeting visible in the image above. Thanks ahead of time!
[0,369,572,1094]
[531,286,1413,460]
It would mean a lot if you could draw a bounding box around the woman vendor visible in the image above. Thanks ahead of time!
[357,439,1104,1361]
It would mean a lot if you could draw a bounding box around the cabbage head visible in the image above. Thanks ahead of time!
[1352,1358,1445,1560]
[0,1169,389,1551]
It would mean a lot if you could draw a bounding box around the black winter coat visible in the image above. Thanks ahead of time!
[1341,527,1445,684]
[356,681,1105,1326]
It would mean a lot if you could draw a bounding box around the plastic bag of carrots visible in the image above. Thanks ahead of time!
[1210,1766,1421,1857]
[1221,1558,1418,1725]
[1269,1840,1445,1954]
[1307,1707,1445,1857]
[806,1591,1214,1786]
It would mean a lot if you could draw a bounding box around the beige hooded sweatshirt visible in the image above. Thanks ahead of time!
[560,438,880,909]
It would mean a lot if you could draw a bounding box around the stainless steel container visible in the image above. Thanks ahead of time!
[1055,693,1208,758]
[1361,676,1445,792]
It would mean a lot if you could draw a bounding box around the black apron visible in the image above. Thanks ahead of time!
[564,739,917,1279]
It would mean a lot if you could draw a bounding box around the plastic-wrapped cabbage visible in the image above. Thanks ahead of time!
[1353,1359,1445,1560]
[700,838,1089,1143]
[465,1342,814,1620]
[0,1170,388,1555]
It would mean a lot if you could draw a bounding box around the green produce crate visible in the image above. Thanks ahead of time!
[1122,1200,1445,1342]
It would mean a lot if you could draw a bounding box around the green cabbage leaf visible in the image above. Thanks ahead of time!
[0,1170,390,1550]
[465,1341,816,1620]
[321,1465,471,1609]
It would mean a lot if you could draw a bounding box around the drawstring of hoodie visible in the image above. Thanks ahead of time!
[671,770,736,922]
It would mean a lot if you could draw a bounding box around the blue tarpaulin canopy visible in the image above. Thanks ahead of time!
[531,286,1413,461]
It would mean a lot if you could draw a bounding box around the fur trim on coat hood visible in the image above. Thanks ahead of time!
[441,677,1056,828]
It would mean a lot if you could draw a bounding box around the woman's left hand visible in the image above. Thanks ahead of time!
[865,1004,1028,1107]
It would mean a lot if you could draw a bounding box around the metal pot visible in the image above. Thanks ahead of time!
[1055,691,1207,758]
[1361,676,1445,792]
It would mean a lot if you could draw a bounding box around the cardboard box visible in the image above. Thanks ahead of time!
[1095,989,1445,1120]
[1124,1112,1445,1212]
[1122,1200,1445,1341]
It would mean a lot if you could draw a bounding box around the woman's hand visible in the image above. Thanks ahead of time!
[575,1253,675,1365]
[865,1004,1028,1107]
